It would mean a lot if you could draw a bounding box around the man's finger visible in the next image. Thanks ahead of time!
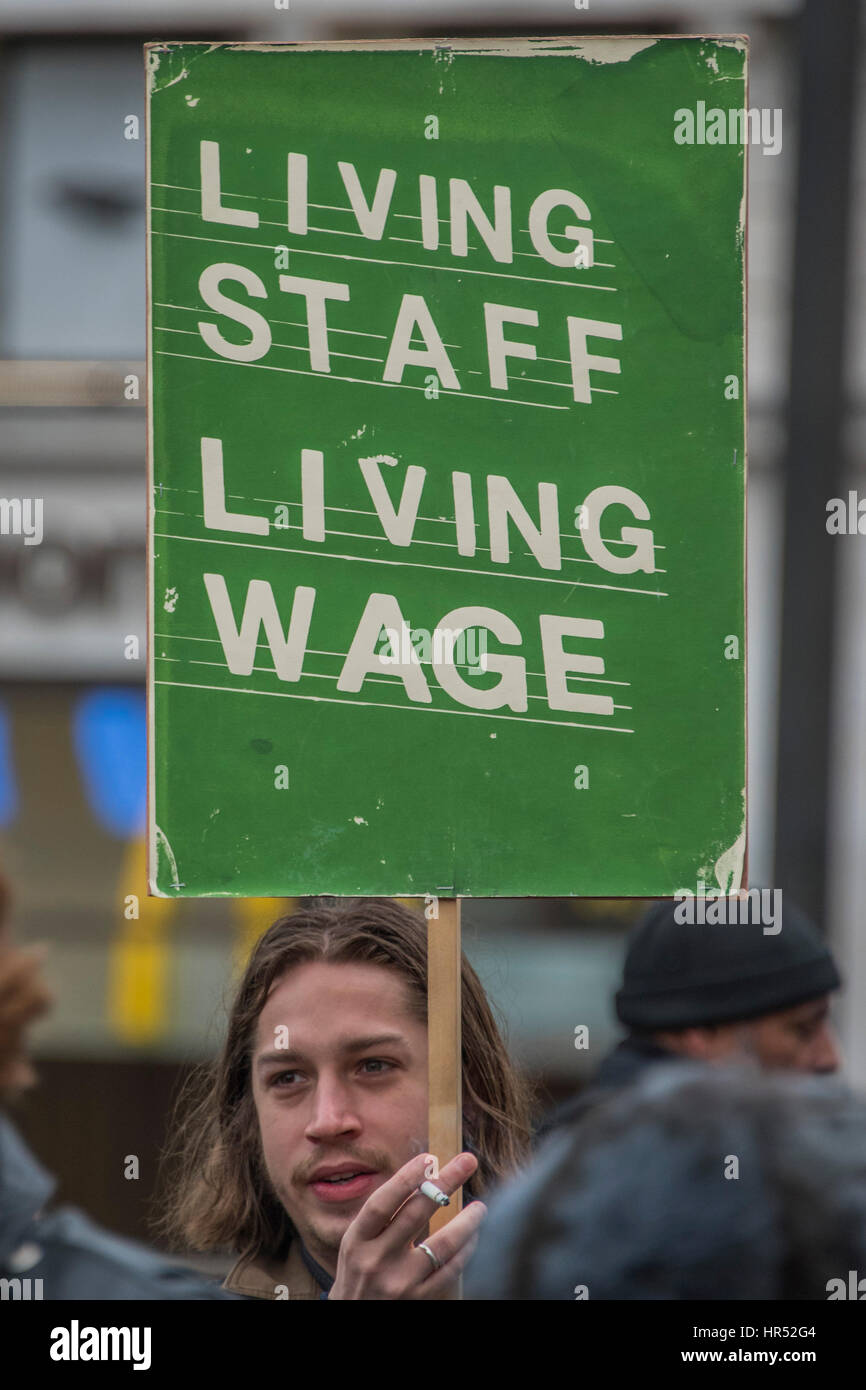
[350,1153,441,1242]
[380,1152,478,1248]
[418,1198,486,1268]
[351,1151,477,1244]
[411,1214,486,1298]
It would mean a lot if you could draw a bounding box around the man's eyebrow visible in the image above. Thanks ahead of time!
[794,1000,828,1022]
[255,1033,410,1069]
[256,1051,301,1070]
[341,1032,410,1053]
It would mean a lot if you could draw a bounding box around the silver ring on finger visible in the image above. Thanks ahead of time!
[416,1240,442,1273]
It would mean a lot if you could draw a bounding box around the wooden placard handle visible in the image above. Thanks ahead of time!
[426,896,463,1298]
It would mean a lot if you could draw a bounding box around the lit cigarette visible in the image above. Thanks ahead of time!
[419,1180,450,1207]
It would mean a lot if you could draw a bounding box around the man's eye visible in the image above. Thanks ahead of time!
[361,1058,392,1074]
[270,1070,300,1087]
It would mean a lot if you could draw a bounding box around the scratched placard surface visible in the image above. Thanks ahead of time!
[146,36,747,898]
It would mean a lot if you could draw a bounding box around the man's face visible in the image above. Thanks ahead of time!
[741,996,841,1073]
[664,995,841,1074]
[251,959,429,1274]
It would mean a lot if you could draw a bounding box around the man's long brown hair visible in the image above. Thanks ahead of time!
[157,898,533,1260]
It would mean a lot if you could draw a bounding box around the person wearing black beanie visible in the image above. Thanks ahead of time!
[537,894,842,1142]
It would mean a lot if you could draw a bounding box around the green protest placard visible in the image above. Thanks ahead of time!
[146,36,747,899]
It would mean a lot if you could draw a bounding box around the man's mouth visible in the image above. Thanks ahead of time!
[317,1170,370,1184]
[308,1164,380,1204]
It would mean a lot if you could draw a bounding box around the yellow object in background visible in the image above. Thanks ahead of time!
[108,868,301,1044]
[107,837,176,1044]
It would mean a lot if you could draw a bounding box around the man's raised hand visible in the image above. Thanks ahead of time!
[328,1151,486,1300]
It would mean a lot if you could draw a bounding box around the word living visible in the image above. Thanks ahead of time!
[202,436,656,578]
[201,140,597,270]
[198,141,622,404]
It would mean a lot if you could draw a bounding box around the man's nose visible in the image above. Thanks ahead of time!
[304,1076,362,1141]
[811,1022,842,1074]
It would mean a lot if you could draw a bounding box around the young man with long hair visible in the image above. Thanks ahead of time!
[159,898,533,1300]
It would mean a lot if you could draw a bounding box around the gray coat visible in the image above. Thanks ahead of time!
[0,1113,236,1300]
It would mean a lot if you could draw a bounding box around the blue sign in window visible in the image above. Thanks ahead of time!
[0,704,17,828]
[73,688,146,838]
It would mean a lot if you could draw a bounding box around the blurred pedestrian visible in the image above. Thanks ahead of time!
[0,872,235,1299]
[539,896,841,1139]
[468,1065,866,1300]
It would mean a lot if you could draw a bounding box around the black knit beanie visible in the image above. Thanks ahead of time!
[616,897,841,1030]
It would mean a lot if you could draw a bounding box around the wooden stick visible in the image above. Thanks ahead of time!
[427,896,462,1241]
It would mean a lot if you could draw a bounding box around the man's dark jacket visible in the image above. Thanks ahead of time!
[535,1035,683,1143]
